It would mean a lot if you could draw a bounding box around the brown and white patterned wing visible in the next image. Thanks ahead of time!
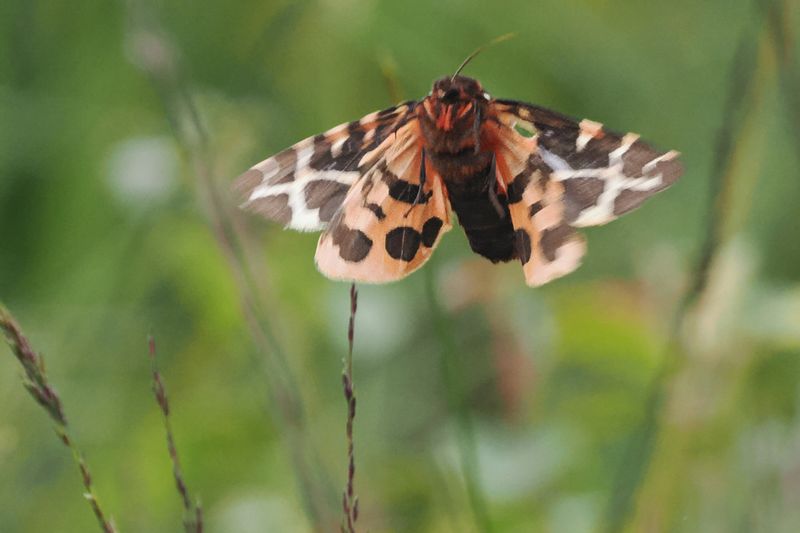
[315,120,452,283]
[486,121,586,286]
[494,100,682,227]
[488,100,682,286]
[235,102,416,231]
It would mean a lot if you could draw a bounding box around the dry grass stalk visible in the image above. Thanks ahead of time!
[148,337,203,533]
[0,304,117,533]
[341,283,359,533]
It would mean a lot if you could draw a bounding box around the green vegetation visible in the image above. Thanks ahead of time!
[1,0,799,531]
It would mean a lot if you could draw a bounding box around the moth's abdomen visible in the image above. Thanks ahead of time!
[445,166,517,263]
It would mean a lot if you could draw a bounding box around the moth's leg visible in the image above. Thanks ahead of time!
[486,154,505,218]
[473,105,482,153]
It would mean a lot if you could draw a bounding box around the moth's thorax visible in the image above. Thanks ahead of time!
[418,75,493,181]
[418,75,489,154]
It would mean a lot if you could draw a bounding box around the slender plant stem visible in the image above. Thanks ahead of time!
[148,337,203,533]
[0,305,117,533]
[122,2,336,526]
[602,9,768,532]
[424,269,493,533]
[341,283,359,533]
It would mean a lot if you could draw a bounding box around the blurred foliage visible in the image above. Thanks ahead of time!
[1,0,800,532]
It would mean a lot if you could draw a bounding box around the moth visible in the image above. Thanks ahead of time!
[235,70,681,286]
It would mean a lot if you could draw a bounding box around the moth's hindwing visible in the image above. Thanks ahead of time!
[486,122,586,286]
[315,120,452,283]
[235,102,416,231]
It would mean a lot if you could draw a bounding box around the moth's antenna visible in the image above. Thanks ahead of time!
[452,32,516,80]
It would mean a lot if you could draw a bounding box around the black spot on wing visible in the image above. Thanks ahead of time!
[421,217,443,247]
[529,201,543,218]
[514,229,532,264]
[377,106,399,119]
[385,226,421,261]
[331,224,373,262]
[506,171,531,205]
[389,180,427,204]
[365,203,386,220]
[378,160,430,205]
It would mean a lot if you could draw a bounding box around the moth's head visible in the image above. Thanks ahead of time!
[423,75,489,132]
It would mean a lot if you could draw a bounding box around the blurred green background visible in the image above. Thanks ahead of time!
[2,0,799,532]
